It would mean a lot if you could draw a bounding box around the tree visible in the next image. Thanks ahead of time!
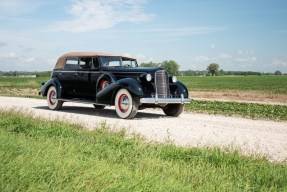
[207,63,220,76]
[161,60,180,76]
[275,70,282,75]
[140,62,158,67]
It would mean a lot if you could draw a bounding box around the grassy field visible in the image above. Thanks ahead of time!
[0,76,286,121]
[0,77,49,98]
[0,77,48,89]
[185,100,287,121]
[1,110,287,191]
[178,75,287,94]
[1,76,286,97]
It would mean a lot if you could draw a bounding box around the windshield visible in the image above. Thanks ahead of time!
[100,56,138,68]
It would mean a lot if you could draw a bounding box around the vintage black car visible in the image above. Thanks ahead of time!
[39,52,191,119]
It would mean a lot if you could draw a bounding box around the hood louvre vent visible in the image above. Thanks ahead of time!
[155,70,169,98]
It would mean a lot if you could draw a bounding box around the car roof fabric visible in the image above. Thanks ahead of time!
[54,52,135,69]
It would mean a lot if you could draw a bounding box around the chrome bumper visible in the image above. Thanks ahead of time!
[140,94,191,104]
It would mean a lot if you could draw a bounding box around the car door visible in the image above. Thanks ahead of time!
[74,57,93,98]
[61,57,79,97]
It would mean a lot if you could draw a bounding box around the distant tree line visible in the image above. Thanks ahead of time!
[180,70,267,76]
[0,61,285,77]
[0,71,51,77]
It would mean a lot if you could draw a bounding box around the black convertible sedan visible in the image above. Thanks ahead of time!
[39,52,191,119]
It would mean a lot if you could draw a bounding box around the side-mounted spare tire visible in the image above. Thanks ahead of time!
[115,88,138,119]
[47,86,63,110]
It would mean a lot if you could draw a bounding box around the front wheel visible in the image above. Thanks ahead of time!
[115,89,138,119]
[47,86,63,110]
[163,104,184,117]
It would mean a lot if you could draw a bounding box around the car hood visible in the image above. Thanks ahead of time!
[103,67,163,74]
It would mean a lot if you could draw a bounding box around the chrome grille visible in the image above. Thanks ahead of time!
[155,70,169,98]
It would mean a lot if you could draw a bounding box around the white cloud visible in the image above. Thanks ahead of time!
[194,56,211,62]
[237,50,254,55]
[235,57,257,63]
[272,59,287,66]
[218,53,232,59]
[136,54,153,64]
[0,51,55,71]
[210,44,216,49]
[194,53,232,62]
[49,0,153,32]
[0,0,43,16]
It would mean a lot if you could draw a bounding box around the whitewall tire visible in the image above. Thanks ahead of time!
[115,89,138,119]
[47,86,63,110]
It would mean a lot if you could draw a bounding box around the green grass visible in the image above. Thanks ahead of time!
[1,110,287,191]
[0,77,49,89]
[185,100,287,121]
[0,76,286,121]
[178,76,287,94]
[0,77,49,98]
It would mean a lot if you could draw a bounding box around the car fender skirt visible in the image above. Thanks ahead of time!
[40,78,63,98]
[96,78,143,104]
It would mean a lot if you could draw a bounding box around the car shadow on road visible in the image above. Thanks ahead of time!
[34,105,166,119]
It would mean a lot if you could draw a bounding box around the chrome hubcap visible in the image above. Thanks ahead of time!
[49,90,57,105]
[119,94,129,112]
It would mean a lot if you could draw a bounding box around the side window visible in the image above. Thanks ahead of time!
[65,58,78,70]
[108,61,121,67]
[78,57,92,70]
[122,59,137,67]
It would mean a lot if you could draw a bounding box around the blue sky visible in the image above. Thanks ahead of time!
[0,0,287,73]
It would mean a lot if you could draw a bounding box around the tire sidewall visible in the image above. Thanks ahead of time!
[115,89,134,119]
[47,86,61,110]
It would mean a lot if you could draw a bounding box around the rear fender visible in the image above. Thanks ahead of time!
[96,78,143,105]
[40,78,63,98]
[96,73,116,92]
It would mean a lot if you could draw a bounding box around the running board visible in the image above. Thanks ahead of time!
[57,98,109,106]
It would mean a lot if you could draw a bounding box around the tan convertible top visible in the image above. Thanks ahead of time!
[54,52,135,69]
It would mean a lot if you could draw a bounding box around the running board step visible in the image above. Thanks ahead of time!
[57,98,109,106]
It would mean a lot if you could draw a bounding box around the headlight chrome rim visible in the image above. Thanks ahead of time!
[172,76,177,83]
[146,73,152,82]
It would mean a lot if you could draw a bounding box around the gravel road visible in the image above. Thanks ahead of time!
[1,96,286,162]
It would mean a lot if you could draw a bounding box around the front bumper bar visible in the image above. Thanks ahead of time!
[140,94,191,104]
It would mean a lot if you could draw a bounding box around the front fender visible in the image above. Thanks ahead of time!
[96,78,143,105]
[40,78,63,98]
[171,81,189,98]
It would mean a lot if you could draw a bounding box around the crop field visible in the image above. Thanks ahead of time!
[1,75,286,96]
[185,100,287,121]
[178,75,287,94]
[0,76,286,121]
[0,77,48,89]
[0,77,49,98]
[1,110,287,191]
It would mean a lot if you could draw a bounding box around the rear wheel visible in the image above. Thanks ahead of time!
[163,104,184,117]
[47,86,63,110]
[93,104,105,109]
[115,89,138,119]
[98,79,110,91]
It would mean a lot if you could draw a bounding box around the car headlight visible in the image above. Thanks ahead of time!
[172,76,177,83]
[146,73,152,82]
